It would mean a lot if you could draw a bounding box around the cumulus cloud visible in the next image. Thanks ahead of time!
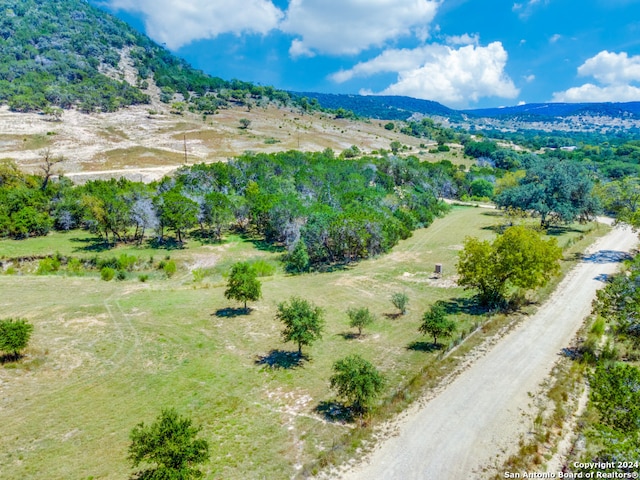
[104,0,283,49]
[552,51,640,102]
[280,0,440,56]
[331,42,519,107]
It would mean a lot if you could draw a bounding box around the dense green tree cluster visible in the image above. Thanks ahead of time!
[0,151,456,269]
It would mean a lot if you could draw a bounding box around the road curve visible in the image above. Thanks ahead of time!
[340,223,638,480]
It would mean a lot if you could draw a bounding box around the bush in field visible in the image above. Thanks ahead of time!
[419,302,456,346]
[0,318,34,359]
[128,408,209,480]
[101,267,116,281]
[347,307,375,336]
[330,354,385,415]
[277,296,324,356]
[391,292,409,315]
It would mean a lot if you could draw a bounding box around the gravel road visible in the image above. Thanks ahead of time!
[340,223,638,480]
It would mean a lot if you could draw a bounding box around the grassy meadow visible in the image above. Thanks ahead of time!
[0,206,605,479]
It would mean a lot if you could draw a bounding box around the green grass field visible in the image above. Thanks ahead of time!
[0,207,605,479]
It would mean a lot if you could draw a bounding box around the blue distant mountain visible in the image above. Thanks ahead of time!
[290,93,640,123]
[463,102,640,119]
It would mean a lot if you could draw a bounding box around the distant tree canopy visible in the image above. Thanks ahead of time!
[0,152,457,272]
[495,157,600,227]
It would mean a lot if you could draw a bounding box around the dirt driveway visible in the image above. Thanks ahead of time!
[339,223,637,480]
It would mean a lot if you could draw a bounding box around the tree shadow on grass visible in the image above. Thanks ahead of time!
[70,236,113,252]
[255,349,307,369]
[406,341,441,352]
[383,312,403,320]
[147,238,185,250]
[213,307,251,318]
[337,332,359,340]
[438,297,489,316]
[0,353,22,364]
[314,401,355,423]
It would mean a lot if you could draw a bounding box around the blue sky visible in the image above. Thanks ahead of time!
[91,0,640,109]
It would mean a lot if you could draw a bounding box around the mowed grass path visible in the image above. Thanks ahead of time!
[0,207,601,479]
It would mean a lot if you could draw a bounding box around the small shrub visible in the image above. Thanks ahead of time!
[138,274,149,283]
[163,260,177,278]
[116,269,127,281]
[117,254,138,271]
[101,267,116,281]
[192,268,206,283]
[391,292,409,315]
[251,259,276,277]
[37,257,61,275]
[66,257,84,275]
[0,318,33,358]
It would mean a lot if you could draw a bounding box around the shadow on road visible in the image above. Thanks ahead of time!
[580,250,632,264]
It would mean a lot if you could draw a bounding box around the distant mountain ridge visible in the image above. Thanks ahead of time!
[464,102,640,119]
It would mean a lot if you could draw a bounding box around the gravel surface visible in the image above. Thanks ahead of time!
[339,223,638,480]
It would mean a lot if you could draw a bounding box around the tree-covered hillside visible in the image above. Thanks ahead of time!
[0,0,297,114]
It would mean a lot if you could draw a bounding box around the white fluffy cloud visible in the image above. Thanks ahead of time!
[552,51,640,102]
[105,0,283,49]
[281,0,440,56]
[332,42,519,106]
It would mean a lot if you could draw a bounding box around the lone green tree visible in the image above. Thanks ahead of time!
[347,307,375,336]
[330,354,385,415]
[128,408,209,480]
[419,302,456,346]
[224,262,262,310]
[391,292,409,315]
[0,318,33,359]
[457,225,563,307]
[277,296,324,356]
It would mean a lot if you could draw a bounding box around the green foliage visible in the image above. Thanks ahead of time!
[390,141,402,154]
[330,354,385,414]
[0,318,33,358]
[100,266,116,281]
[285,240,310,274]
[238,118,251,129]
[250,259,276,277]
[464,141,497,158]
[391,292,409,315]
[384,122,395,131]
[162,260,177,278]
[116,269,127,281]
[457,226,563,307]
[347,307,375,336]
[596,177,640,228]
[276,296,324,355]
[591,362,640,432]
[37,256,61,274]
[495,157,600,227]
[419,302,456,345]
[128,408,210,480]
[593,254,640,340]
[469,178,494,199]
[224,262,261,310]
